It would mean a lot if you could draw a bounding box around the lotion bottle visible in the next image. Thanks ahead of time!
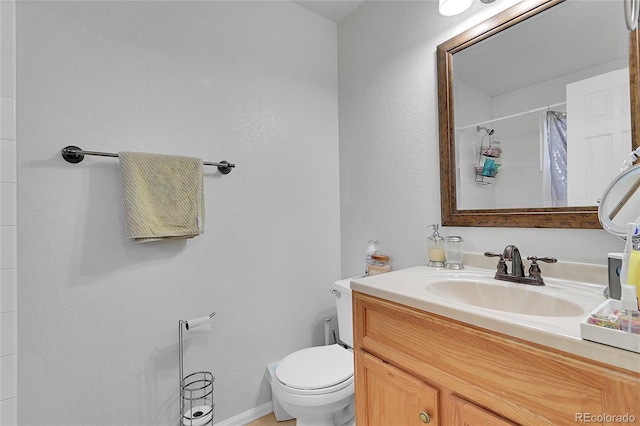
[364,239,379,276]
[621,223,640,288]
[427,224,445,267]
[626,238,640,300]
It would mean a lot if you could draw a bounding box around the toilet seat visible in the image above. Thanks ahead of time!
[275,344,353,393]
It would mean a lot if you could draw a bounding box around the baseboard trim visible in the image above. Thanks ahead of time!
[214,401,273,426]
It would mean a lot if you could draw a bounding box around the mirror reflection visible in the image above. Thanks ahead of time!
[453,0,630,211]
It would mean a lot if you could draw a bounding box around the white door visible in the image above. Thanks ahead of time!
[566,68,631,206]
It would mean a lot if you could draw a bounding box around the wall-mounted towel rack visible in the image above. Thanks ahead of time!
[61,145,235,174]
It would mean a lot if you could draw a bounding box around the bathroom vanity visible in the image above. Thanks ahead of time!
[351,263,640,425]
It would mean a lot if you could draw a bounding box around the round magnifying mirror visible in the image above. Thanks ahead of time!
[598,163,640,239]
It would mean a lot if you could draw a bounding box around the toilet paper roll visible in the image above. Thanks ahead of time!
[182,405,213,426]
[185,316,212,334]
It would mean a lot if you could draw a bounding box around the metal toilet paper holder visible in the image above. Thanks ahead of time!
[179,312,216,426]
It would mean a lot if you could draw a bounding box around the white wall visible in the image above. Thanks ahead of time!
[16,2,340,425]
[455,81,496,209]
[0,0,17,424]
[338,0,623,278]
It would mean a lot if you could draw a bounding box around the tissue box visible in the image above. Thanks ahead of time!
[580,299,640,353]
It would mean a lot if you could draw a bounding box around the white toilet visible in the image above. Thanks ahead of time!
[269,278,355,426]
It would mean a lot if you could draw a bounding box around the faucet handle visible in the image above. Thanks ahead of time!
[484,251,503,258]
[484,252,508,275]
[526,256,557,283]
[527,256,557,264]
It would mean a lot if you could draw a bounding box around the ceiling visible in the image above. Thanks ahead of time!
[291,0,365,23]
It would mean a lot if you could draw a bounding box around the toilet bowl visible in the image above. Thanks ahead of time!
[268,279,355,426]
[271,344,354,426]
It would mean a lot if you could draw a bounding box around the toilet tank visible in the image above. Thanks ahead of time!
[333,278,353,348]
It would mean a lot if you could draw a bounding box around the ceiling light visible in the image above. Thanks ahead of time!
[439,0,474,16]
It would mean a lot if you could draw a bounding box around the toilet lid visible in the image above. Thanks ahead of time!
[276,344,353,390]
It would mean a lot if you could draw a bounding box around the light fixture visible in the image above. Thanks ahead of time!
[439,0,474,16]
[625,0,640,30]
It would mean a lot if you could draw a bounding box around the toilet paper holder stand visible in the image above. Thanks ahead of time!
[179,312,216,426]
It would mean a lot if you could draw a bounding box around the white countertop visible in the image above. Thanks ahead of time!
[350,263,640,374]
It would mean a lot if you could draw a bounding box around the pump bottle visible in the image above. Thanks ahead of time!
[427,224,445,267]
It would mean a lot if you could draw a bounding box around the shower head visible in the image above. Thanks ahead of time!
[476,126,495,135]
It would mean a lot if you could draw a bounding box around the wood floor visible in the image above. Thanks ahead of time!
[246,412,296,426]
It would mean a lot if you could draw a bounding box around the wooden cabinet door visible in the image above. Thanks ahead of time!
[355,350,439,426]
[448,394,518,426]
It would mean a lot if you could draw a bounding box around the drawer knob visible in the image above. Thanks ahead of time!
[419,411,431,424]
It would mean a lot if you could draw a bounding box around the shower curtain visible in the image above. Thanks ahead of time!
[546,111,567,206]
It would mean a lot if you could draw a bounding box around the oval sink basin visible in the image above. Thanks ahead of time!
[425,278,585,317]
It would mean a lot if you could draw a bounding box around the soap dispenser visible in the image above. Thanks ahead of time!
[427,224,445,267]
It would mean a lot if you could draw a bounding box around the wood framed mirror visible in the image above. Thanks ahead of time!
[437,0,640,228]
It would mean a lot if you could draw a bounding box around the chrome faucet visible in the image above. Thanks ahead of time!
[484,246,557,286]
[502,245,524,277]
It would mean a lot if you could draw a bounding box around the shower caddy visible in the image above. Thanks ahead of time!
[179,313,216,426]
[475,126,502,185]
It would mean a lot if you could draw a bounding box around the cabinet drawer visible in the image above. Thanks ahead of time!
[354,291,640,425]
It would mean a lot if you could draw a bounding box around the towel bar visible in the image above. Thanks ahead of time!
[61,145,235,174]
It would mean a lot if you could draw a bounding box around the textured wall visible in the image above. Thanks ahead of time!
[15,1,631,424]
[0,1,17,424]
[17,2,340,424]
[337,0,623,279]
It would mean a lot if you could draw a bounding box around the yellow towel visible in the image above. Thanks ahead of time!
[118,152,204,242]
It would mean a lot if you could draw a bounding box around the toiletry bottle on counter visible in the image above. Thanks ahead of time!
[620,224,640,289]
[626,240,640,300]
[427,224,445,267]
[367,254,391,276]
[364,239,379,276]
